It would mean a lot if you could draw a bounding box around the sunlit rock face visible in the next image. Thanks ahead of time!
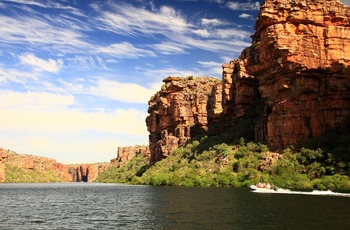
[229,0,350,149]
[110,145,150,168]
[146,0,350,164]
[0,147,72,182]
[146,76,222,164]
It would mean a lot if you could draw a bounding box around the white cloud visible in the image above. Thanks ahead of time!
[89,79,159,104]
[0,91,74,111]
[201,18,227,26]
[0,15,88,51]
[152,42,189,55]
[96,42,156,59]
[239,13,254,19]
[193,29,211,38]
[95,3,190,36]
[0,90,150,163]
[0,66,38,84]
[19,54,63,73]
[226,1,261,11]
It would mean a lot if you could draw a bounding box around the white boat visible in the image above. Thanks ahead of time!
[250,184,278,192]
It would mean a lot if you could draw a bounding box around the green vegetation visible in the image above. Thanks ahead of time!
[96,101,350,189]
[5,165,67,183]
[94,154,149,184]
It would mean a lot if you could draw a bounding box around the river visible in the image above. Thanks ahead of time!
[0,183,349,229]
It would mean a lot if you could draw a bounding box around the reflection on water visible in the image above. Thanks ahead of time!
[0,183,349,229]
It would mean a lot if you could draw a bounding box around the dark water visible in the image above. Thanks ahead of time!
[0,183,350,229]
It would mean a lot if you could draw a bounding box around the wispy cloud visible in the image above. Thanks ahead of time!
[93,3,190,37]
[0,65,39,84]
[152,42,189,55]
[226,1,261,11]
[201,18,228,26]
[239,13,254,19]
[96,42,156,59]
[19,54,63,73]
[0,15,90,53]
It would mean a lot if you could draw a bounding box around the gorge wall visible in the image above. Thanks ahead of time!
[0,147,108,182]
[239,0,350,149]
[146,76,222,164]
[146,0,350,163]
[68,164,109,182]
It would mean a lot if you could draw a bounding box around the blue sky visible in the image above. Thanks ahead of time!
[0,0,262,163]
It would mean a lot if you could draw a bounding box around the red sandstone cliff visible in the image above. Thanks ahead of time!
[0,147,71,182]
[68,164,109,182]
[111,145,150,168]
[232,0,350,149]
[146,76,222,164]
[146,0,350,164]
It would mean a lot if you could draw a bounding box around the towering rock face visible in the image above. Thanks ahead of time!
[146,0,350,164]
[146,76,222,164]
[222,59,259,121]
[226,0,350,149]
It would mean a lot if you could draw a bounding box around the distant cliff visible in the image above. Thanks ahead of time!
[145,0,350,164]
[111,145,150,168]
[67,164,109,182]
[0,147,71,182]
[0,147,108,183]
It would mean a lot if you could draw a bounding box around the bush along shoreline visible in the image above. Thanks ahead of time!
[96,136,350,190]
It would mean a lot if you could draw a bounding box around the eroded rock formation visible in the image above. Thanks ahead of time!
[146,0,350,164]
[68,164,109,182]
[111,145,150,168]
[146,76,222,164]
[234,0,350,149]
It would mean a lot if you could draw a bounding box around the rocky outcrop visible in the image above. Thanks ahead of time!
[146,76,222,164]
[225,0,350,150]
[0,148,10,182]
[111,145,150,168]
[68,164,109,182]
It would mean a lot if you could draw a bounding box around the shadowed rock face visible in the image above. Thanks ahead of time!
[68,164,109,182]
[236,0,350,149]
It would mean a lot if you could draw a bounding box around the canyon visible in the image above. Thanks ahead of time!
[1,0,349,178]
[0,147,108,183]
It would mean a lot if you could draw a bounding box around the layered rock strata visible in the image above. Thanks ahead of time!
[0,148,71,182]
[146,0,350,164]
[68,164,109,182]
[146,76,222,164]
[225,0,350,149]
[111,145,150,168]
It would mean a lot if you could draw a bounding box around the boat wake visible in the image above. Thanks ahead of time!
[252,188,350,197]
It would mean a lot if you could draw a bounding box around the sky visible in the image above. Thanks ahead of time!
[0,0,263,164]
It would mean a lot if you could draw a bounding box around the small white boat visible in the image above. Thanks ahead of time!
[250,184,278,192]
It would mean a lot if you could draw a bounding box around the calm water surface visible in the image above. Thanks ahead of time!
[0,183,350,229]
